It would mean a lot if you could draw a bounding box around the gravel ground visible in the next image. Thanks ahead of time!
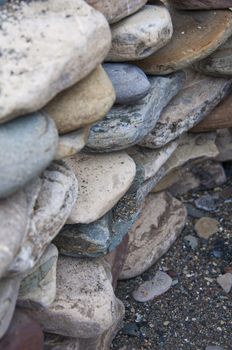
[112,173,232,350]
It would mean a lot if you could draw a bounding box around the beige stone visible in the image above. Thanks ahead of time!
[0,1,111,123]
[66,152,136,224]
[107,4,173,61]
[195,217,219,239]
[23,256,121,338]
[55,128,89,160]
[120,192,187,279]
[86,0,147,23]
[44,66,115,134]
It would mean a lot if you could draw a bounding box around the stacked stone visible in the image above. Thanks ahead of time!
[1,0,232,349]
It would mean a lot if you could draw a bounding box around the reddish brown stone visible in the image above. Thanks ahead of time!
[171,0,232,10]
[0,309,44,350]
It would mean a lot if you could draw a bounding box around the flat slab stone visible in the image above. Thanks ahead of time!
[66,152,136,224]
[44,65,115,134]
[103,63,151,104]
[139,72,232,148]
[22,256,121,338]
[120,192,187,279]
[0,276,21,338]
[171,0,232,9]
[18,244,58,308]
[86,0,147,23]
[106,4,172,61]
[0,0,111,123]
[193,36,232,77]
[135,9,232,74]
[55,128,89,160]
[8,161,78,275]
[87,72,185,152]
[0,191,28,278]
[0,113,58,198]
[0,309,44,350]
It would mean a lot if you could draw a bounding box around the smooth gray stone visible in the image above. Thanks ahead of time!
[140,73,232,149]
[86,72,186,152]
[0,113,58,198]
[55,192,141,257]
[103,63,151,104]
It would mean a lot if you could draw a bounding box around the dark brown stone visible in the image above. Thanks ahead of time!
[0,309,44,350]
[171,0,232,10]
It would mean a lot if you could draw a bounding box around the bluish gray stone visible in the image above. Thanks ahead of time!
[0,113,58,198]
[86,72,185,152]
[103,63,151,104]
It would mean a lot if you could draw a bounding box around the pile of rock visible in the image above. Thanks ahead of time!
[0,0,232,348]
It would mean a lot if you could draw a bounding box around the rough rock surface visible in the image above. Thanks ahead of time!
[140,73,232,148]
[0,0,111,123]
[136,10,232,74]
[103,63,151,104]
[87,72,185,152]
[107,5,173,61]
[216,129,232,162]
[66,152,136,224]
[171,0,232,9]
[9,161,78,275]
[195,217,219,239]
[44,66,115,134]
[0,113,58,198]
[120,192,187,279]
[55,128,89,160]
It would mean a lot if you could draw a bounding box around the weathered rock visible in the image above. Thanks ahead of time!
[172,0,232,9]
[184,235,198,250]
[22,256,121,338]
[66,152,136,224]
[195,217,219,239]
[0,191,28,279]
[193,35,232,78]
[18,244,58,308]
[44,66,115,134]
[136,10,232,74]
[103,63,151,104]
[9,162,78,275]
[55,128,89,160]
[206,347,225,350]
[86,0,147,23]
[216,129,232,162]
[120,192,187,279]
[107,4,172,61]
[139,73,232,148]
[0,309,44,350]
[0,276,21,338]
[216,273,232,293]
[0,0,111,123]
[87,72,185,152]
[0,113,58,198]
[132,271,172,302]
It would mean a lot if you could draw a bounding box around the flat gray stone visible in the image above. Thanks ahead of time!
[0,113,58,198]
[0,0,111,123]
[0,276,21,338]
[216,273,232,293]
[216,128,232,162]
[140,72,232,149]
[18,244,58,308]
[0,191,28,278]
[87,72,185,152]
[103,63,151,104]
[8,161,78,275]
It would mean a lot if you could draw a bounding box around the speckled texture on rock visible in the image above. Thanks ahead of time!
[103,63,151,104]
[139,73,232,148]
[86,0,147,23]
[0,113,58,198]
[8,161,78,275]
[0,191,28,279]
[55,128,89,160]
[22,256,121,338]
[87,72,185,152]
[0,0,111,123]
[44,66,115,134]
[172,0,232,9]
[135,9,232,74]
[106,5,173,61]
[120,192,187,279]
[66,152,136,224]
